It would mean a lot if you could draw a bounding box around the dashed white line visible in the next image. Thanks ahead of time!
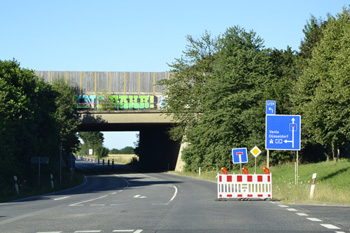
[112,230,143,233]
[53,196,70,201]
[69,195,108,207]
[320,224,341,230]
[296,213,308,216]
[37,232,62,233]
[307,218,322,222]
[74,231,101,233]
[276,203,345,232]
[112,230,134,232]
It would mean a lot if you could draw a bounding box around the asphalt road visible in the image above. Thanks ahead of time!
[0,161,349,233]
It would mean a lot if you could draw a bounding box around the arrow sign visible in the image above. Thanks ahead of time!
[266,101,276,115]
[266,115,301,150]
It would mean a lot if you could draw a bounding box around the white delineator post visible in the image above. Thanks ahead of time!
[310,173,317,198]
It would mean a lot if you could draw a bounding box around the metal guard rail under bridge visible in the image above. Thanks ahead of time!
[35,71,170,95]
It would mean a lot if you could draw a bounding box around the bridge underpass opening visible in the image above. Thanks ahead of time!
[101,131,139,152]
[79,122,182,171]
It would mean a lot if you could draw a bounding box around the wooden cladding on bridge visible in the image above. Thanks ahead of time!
[35,71,170,94]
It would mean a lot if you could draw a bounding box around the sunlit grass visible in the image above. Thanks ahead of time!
[171,159,350,203]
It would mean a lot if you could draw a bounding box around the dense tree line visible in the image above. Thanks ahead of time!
[109,147,135,154]
[160,8,350,171]
[0,60,80,196]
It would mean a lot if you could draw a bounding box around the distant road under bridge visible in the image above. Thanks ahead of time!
[36,71,185,171]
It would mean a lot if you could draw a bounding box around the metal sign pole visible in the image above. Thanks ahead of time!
[59,142,62,184]
[296,151,299,185]
[295,151,299,185]
[255,157,257,174]
[38,157,41,188]
[267,150,270,168]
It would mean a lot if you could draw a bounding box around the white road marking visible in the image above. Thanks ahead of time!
[53,196,70,201]
[113,230,143,233]
[152,185,178,206]
[286,208,297,211]
[90,204,105,206]
[74,231,101,233]
[335,231,345,233]
[320,224,341,230]
[37,232,62,233]
[112,230,134,232]
[69,195,108,207]
[278,205,289,208]
[296,213,308,216]
[307,218,322,222]
[168,185,178,204]
[133,195,147,198]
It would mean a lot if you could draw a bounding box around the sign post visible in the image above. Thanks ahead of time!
[31,157,49,188]
[266,101,276,168]
[310,173,317,198]
[250,146,262,174]
[266,114,301,184]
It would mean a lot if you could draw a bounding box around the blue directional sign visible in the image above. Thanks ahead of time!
[266,100,276,115]
[232,148,248,164]
[266,115,301,150]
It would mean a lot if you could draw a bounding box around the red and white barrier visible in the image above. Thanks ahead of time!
[217,174,272,199]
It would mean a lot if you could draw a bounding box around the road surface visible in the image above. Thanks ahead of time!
[0,160,349,233]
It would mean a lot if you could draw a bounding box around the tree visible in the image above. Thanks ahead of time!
[120,146,135,154]
[293,7,350,162]
[299,15,328,62]
[78,131,107,158]
[52,79,81,158]
[109,148,121,154]
[163,27,275,171]
[159,31,217,141]
[0,60,59,194]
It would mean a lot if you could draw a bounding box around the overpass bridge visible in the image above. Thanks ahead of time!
[36,71,185,171]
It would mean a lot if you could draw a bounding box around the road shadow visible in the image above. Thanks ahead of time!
[318,167,350,181]
[47,161,182,196]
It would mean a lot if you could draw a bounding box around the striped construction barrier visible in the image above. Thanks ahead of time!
[217,174,272,199]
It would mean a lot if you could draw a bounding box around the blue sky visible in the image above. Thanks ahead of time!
[1,1,349,149]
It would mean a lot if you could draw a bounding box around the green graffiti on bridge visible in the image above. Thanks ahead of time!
[76,94,161,110]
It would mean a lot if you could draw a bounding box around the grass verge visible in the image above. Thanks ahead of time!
[0,170,84,203]
[170,159,350,203]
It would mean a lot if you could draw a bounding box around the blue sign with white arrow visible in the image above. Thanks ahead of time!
[232,148,248,164]
[266,100,276,115]
[266,115,301,150]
